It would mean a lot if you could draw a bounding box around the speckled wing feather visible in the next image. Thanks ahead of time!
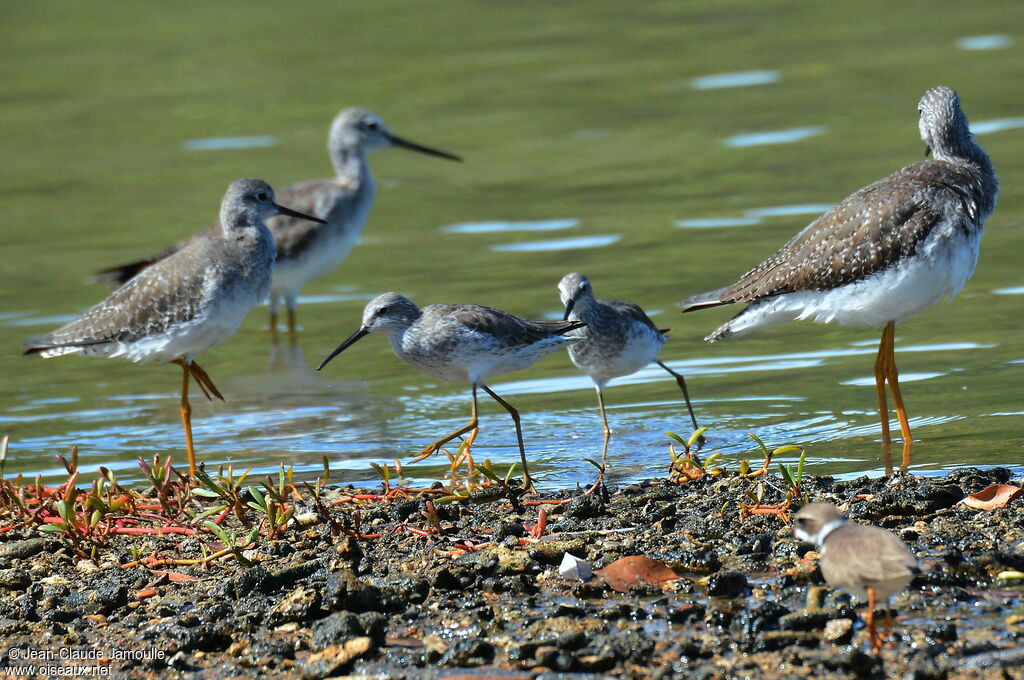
[682,161,978,309]
[265,179,348,261]
[437,305,585,348]
[27,240,220,352]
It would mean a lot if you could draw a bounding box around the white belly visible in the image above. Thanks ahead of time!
[728,227,981,335]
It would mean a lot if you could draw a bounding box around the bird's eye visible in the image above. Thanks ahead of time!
[366,121,379,131]
[377,305,389,315]
[257,192,268,201]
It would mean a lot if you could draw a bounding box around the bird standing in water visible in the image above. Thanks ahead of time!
[558,272,700,466]
[317,293,585,489]
[94,108,461,343]
[26,178,326,474]
[681,87,997,469]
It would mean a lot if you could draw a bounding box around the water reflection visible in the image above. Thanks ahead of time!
[691,70,780,90]
[441,219,579,234]
[721,126,828,148]
[956,35,1012,50]
[675,217,762,229]
[181,136,278,151]
[971,117,1024,135]
[490,235,620,252]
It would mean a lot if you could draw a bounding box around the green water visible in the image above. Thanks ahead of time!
[2,1,1023,486]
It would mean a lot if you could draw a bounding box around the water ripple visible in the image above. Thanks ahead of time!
[490,235,620,253]
[692,70,780,90]
[957,35,1013,50]
[722,126,828,148]
[181,136,278,151]
[441,219,579,234]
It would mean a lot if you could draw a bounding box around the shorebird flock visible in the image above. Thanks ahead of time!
[24,87,997,484]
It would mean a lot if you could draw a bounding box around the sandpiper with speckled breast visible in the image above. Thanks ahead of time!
[317,293,585,489]
[681,87,998,469]
[94,109,461,343]
[25,178,326,475]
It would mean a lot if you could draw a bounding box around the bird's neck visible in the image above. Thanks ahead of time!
[331,147,373,192]
[815,519,847,549]
[931,122,989,167]
[568,296,598,320]
[932,125,999,217]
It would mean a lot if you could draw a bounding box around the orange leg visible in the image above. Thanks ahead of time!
[481,384,534,492]
[880,323,913,470]
[171,360,197,476]
[413,384,479,463]
[866,587,881,653]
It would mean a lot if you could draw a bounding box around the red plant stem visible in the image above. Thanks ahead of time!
[108,526,197,536]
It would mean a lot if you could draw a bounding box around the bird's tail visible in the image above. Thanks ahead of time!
[679,286,732,314]
[89,258,156,286]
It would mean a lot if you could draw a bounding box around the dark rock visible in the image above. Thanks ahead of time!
[356,611,386,645]
[311,612,362,649]
[0,569,31,591]
[779,610,831,631]
[494,521,526,540]
[736,533,773,556]
[706,570,748,598]
[0,539,49,560]
[740,601,790,634]
[565,492,605,519]
[438,638,495,666]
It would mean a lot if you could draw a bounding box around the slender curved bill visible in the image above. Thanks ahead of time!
[562,299,576,321]
[317,327,369,371]
[388,133,462,161]
[275,202,327,224]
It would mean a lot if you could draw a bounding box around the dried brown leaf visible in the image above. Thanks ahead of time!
[596,555,678,593]
[959,484,1024,510]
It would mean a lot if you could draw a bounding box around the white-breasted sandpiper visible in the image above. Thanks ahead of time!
[94,109,460,343]
[25,178,326,474]
[558,272,700,466]
[317,292,585,489]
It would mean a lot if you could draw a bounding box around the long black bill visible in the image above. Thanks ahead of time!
[562,299,576,321]
[316,327,369,371]
[275,202,328,224]
[388,133,462,161]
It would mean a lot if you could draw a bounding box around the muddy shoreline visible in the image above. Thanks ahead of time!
[1,466,1022,679]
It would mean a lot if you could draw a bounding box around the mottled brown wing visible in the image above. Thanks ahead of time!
[267,179,347,261]
[28,240,219,351]
[704,162,974,304]
[445,305,584,348]
[602,299,660,333]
